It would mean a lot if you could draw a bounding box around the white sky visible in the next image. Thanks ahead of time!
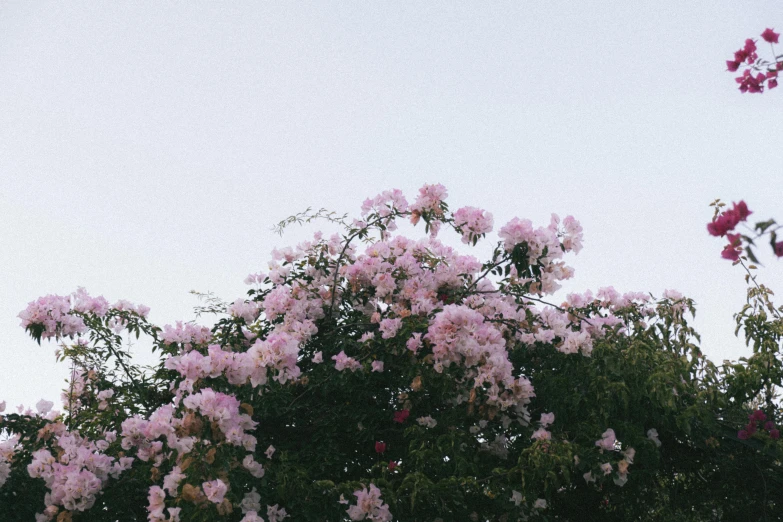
[1,1,782,410]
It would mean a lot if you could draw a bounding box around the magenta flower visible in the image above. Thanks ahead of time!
[770,429,780,440]
[761,28,780,44]
[738,430,749,440]
[721,233,743,261]
[708,201,751,238]
[733,201,752,221]
[749,409,766,423]
[763,421,775,431]
[393,410,410,423]
[375,441,386,454]
[721,245,740,262]
[774,241,783,257]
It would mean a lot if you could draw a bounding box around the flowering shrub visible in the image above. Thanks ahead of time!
[1,184,781,521]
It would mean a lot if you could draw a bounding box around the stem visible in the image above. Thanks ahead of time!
[68,361,76,431]
[89,323,152,411]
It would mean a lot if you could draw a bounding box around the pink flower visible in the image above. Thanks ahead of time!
[406,333,423,353]
[736,70,765,93]
[530,428,551,441]
[744,38,758,57]
[147,485,166,517]
[774,241,783,257]
[267,504,288,522]
[162,467,186,496]
[761,28,780,44]
[726,60,740,72]
[388,460,397,471]
[453,206,494,244]
[749,409,767,422]
[707,201,751,236]
[721,233,742,261]
[243,455,265,478]
[202,479,228,504]
[770,429,780,440]
[738,429,750,440]
[410,183,448,214]
[346,484,392,522]
[371,361,384,372]
[595,428,617,451]
[375,441,386,454]
[763,421,775,431]
[332,351,361,372]
[379,318,402,339]
[393,410,410,423]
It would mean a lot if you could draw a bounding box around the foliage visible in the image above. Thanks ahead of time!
[1,185,781,521]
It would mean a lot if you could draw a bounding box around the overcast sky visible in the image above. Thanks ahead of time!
[1,1,781,411]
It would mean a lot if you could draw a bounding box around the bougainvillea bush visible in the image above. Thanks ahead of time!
[1,185,781,521]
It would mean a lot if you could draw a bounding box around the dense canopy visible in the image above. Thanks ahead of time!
[1,185,781,521]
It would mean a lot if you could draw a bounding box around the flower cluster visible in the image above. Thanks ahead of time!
[0,435,18,489]
[346,484,392,521]
[583,428,636,487]
[18,289,150,343]
[707,200,783,261]
[707,201,751,237]
[18,294,87,342]
[706,200,753,261]
[453,206,494,244]
[27,430,132,518]
[727,29,781,93]
[160,321,213,348]
[738,410,780,440]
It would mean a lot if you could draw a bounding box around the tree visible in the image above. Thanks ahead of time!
[1,184,781,521]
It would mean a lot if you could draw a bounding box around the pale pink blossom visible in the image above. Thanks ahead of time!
[378,318,402,339]
[595,428,617,451]
[243,454,265,478]
[346,483,392,521]
[267,504,288,522]
[202,479,228,503]
[332,351,361,372]
[647,428,662,447]
[453,206,494,244]
[531,428,551,441]
[240,488,262,514]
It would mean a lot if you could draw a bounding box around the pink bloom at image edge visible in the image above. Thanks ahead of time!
[728,32,781,93]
